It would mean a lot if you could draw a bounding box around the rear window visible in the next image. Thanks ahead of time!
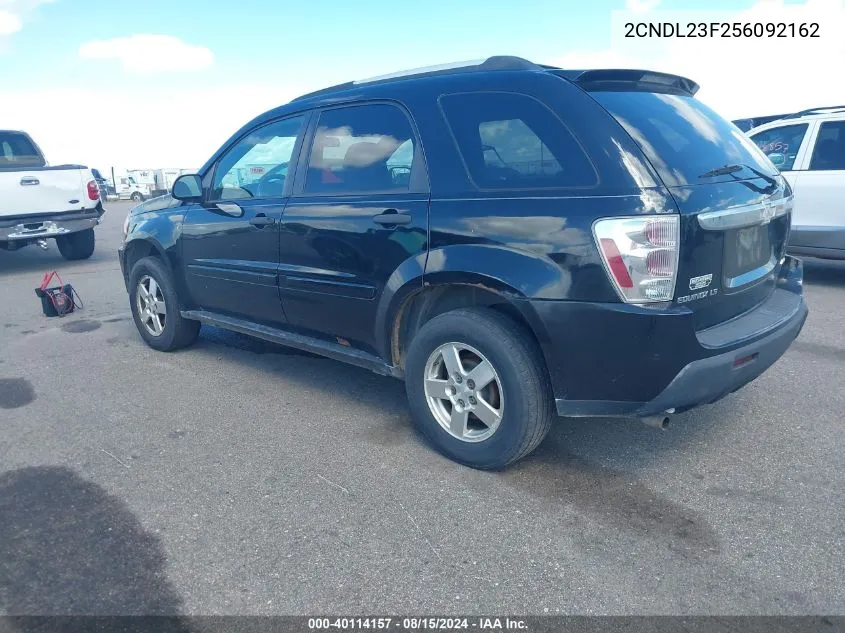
[439,92,597,189]
[590,91,777,187]
[0,132,45,167]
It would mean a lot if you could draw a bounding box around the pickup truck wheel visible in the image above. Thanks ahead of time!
[129,256,200,351]
[55,228,95,260]
[404,307,554,470]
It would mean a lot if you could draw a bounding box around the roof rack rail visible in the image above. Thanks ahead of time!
[783,105,845,119]
[732,114,792,131]
[291,55,541,102]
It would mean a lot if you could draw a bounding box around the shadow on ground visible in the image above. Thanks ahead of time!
[500,429,721,559]
[187,320,740,474]
[0,466,191,631]
[801,257,845,288]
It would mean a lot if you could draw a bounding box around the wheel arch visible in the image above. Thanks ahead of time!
[375,243,568,373]
[123,237,170,279]
[384,277,555,383]
[122,205,187,295]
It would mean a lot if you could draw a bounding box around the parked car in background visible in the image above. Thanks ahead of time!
[1,129,104,259]
[749,106,845,260]
[119,56,807,469]
[90,167,115,200]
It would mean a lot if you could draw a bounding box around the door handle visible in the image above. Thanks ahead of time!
[250,213,276,227]
[20,177,40,186]
[372,209,411,226]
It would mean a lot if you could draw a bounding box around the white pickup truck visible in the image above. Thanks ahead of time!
[0,129,104,260]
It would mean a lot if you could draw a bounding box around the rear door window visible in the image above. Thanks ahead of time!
[439,92,597,189]
[589,91,777,187]
[749,124,809,171]
[304,103,419,194]
[809,120,845,171]
[0,132,44,167]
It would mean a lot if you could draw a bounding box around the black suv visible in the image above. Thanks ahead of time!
[119,56,807,469]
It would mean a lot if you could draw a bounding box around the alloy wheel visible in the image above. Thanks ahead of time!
[136,275,166,336]
[423,342,504,442]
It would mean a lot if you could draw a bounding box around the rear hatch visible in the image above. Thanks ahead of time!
[579,75,791,329]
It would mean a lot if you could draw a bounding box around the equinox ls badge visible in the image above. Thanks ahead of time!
[689,273,713,291]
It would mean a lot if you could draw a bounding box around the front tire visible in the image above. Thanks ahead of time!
[131,192,143,202]
[129,256,200,351]
[56,228,95,260]
[404,307,554,470]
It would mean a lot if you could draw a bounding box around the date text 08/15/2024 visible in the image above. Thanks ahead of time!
[308,617,528,630]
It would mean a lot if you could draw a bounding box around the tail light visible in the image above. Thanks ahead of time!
[593,215,680,303]
[86,180,100,201]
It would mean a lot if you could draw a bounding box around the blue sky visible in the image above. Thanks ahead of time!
[5,0,748,86]
[2,0,842,170]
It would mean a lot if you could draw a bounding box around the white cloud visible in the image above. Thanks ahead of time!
[78,34,214,74]
[0,0,54,41]
[0,10,22,34]
[552,0,845,120]
[625,0,661,13]
[0,83,308,170]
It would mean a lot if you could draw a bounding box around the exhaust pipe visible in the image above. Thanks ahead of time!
[641,414,671,430]
[36,239,49,251]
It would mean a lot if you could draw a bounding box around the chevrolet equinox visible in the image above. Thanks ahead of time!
[119,56,808,469]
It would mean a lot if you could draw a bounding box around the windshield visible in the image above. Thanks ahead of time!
[0,131,45,167]
[590,91,777,187]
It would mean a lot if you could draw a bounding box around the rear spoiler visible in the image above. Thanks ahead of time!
[549,69,700,97]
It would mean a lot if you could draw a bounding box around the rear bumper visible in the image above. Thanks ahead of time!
[528,256,807,418]
[624,291,806,416]
[0,205,104,241]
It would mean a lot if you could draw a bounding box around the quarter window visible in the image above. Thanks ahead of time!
[212,115,304,200]
[749,124,809,171]
[809,121,845,171]
[439,92,597,189]
[305,104,418,194]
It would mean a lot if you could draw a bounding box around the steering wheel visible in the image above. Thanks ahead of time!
[256,174,285,198]
[254,162,288,197]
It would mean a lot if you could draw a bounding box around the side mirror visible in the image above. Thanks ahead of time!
[172,174,203,201]
[767,152,786,168]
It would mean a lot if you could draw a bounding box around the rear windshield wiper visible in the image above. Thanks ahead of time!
[699,163,779,194]
[699,164,744,178]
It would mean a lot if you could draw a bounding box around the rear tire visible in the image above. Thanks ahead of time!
[129,256,200,351]
[404,307,554,470]
[56,228,95,260]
